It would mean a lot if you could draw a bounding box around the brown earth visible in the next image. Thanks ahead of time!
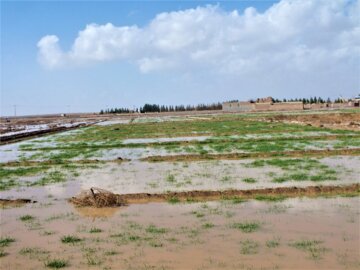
[69,183,359,205]
[142,148,360,162]
[265,112,360,130]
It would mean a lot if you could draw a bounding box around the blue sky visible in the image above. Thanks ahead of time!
[1,0,359,116]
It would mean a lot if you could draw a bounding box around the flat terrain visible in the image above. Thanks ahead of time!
[0,109,359,269]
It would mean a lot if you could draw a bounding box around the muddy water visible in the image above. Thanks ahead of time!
[0,197,359,269]
[1,157,359,202]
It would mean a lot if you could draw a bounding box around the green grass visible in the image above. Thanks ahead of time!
[231,221,261,233]
[166,174,176,183]
[266,238,280,248]
[290,239,328,259]
[45,259,68,268]
[202,223,215,229]
[167,197,180,204]
[61,235,82,244]
[0,237,15,247]
[240,239,259,255]
[89,227,102,233]
[242,177,257,183]
[255,194,288,202]
[30,171,66,186]
[146,224,167,234]
[19,215,35,222]
[0,250,7,257]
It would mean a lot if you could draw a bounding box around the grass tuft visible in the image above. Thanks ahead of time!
[61,235,82,244]
[231,221,261,233]
[46,259,68,268]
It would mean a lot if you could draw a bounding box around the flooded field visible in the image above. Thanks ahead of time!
[1,110,359,269]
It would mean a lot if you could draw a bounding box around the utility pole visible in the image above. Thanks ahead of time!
[13,105,17,117]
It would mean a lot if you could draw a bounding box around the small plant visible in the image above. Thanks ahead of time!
[202,223,215,229]
[255,194,288,202]
[266,237,280,248]
[45,259,68,268]
[85,254,102,266]
[0,250,7,257]
[242,177,257,183]
[240,239,259,255]
[61,235,81,244]
[19,215,35,222]
[231,221,261,233]
[0,237,15,247]
[104,250,118,256]
[166,174,176,183]
[168,197,180,204]
[289,239,328,260]
[146,224,167,234]
[89,227,102,233]
[221,176,231,182]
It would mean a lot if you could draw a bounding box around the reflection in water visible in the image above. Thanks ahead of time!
[71,205,124,218]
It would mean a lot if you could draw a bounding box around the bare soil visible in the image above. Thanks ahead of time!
[266,112,360,130]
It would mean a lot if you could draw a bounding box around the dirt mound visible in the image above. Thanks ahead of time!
[69,184,359,206]
[69,187,127,207]
[266,112,360,130]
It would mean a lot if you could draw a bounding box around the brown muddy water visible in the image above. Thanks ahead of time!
[1,196,359,270]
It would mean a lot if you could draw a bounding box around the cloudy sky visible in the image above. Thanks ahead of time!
[1,0,359,116]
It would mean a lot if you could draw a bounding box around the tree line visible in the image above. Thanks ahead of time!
[100,102,222,114]
[100,97,348,114]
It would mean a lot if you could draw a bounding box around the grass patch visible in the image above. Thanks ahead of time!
[240,239,259,255]
[61,235,82,244]
[146,224,167,234]
[30,171,66,186]
[255,194,288,202]
[266,237,280,248]
[0,237,15,247]
[89,227,102,233]
[290,239,328,260]
[231,221,261,233]
[202,223,215,229]
[19,215,35,222]
[166,174,176,183]
[167,197,180,204]
[242,177,257,183]
[46,259,68,268]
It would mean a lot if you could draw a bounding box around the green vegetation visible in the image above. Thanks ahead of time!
[167,197,180,204]
[266,238,280,248]
[0,237,15,247]
[46,259,68,269]
[61,235,82,244]
[19,215,35,222]
[231,221,261,233]
[255,194,288,202]
[89,227,102,233]
[290,239,328,259]
[146,224,167,234]
[202,223,215,229]
[242,177,257,183]
[240,239,259,255]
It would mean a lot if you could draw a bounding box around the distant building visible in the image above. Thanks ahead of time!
[223,97,303,112]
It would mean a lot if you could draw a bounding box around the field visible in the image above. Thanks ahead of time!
[1,109,359,269]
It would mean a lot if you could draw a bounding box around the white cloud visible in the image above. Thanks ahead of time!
[37,0,360,77]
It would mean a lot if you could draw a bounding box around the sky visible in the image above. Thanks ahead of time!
[1,0,359,116]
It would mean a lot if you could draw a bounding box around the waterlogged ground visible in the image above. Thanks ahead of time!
[1,110,360,269]
[1,197,359,270]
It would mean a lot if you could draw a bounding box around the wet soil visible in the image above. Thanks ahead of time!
[142,148,360,162]
[69,184,360,205]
